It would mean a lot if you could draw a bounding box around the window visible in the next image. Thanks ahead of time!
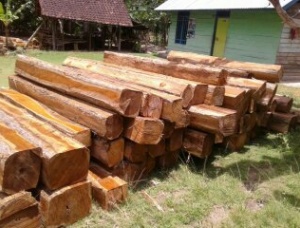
[175,11,190,44]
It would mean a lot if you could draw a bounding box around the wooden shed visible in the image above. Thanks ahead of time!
[36,0,132,51]
[156,0,300,82]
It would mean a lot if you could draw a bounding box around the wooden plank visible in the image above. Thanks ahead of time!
[0,88,91,147]
[9,75,123,140]
[88,171,128,210]
[91,136,124,168]
[0,123,41,194]
[64,57,208,108]
[0,98,89,190]
[204,85,225,106]
[167,50,283,83]
[256,83,278,112]
[15,55,143,117]
[124,117,164,145]
[104,51,227,85]
[188,104,237,136]
[183,129,214,158]
[40,181,91,227]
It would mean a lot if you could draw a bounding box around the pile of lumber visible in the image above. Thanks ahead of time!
[0,88,128,227]
[1,50,299,225]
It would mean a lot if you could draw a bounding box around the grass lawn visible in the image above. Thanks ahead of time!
[1,51,300,227]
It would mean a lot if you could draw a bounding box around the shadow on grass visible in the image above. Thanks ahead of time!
[273,190,300,208]
[182,127,300,191]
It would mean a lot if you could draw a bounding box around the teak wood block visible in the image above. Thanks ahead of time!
[291,109,300,124]
[40,181,92,227]
[268,112,298,133]
[0,123,41,194]
[88,171,128,210]
[124,117,164,145]
[204,85,225,106]
[9,75,123,140]
[166,128,184,152]
[188,104,237,136]
[91,136,124,168]
[224,132,249,151]
[256,83,278,112]
[0,191,37,221]
[167,50,283,83]
[223,85,246,110]
[256,112,272,128]
[183,129,214,158]
[64,57,208,108]
[0,88,91,147]
[15,55,143,117]
[226,77,266,101]
[104,51,227,85]
[148,139,166,158]
[0,98,89,190]
[124,140,149,163]
[273,94,293,113]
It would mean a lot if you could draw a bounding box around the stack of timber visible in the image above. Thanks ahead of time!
[2,50,298,224]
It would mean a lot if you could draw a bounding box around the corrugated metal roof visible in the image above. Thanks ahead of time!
[156,0,297,11]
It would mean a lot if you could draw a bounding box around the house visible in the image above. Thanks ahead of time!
[36,0,132,50]
[156,0,300,81]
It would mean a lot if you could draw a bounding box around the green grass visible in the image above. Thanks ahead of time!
[0,51,300,227]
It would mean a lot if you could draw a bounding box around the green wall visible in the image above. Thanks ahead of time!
[168,11,216,55]
[167,10,283,64]
[224,10,283,64]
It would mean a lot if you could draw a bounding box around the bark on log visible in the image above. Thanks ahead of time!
[15,55,143,117]
[64,57,208,108]
[0,98,89,190]
[204,85,225,106]
[183,129,214,158]
[91,136,124,168]
[188,104,237,136]
[104,51,227,85]
[124,140,149,163]
[40,181,91,227]
[0,123,41,194]
[167,50,283,83]
[273,95,293,113]
[0,88,91,147]
[124,117,164,145]
[9,75,123,140]
[88,171,128,210]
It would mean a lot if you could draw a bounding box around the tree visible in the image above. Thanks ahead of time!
[0,0,32,47]
[269,0,300,28]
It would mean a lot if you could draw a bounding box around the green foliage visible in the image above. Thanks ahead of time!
[0,0,31,26]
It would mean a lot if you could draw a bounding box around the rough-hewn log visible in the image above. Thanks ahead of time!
[226,77,266,100]
[224,132,249,151]
[124,140,148,163]
[257,83,278,112]
[273,95,293,113]
[40,181,91,227]
[257,112,272,128]
[239,113,257,133]
[9,75,123,140]
[188,104,237,136]
[183,129,214,158]
[166,128,184,152]
[88,171,128,210]
[268,112,298,133]
[223,86,246,110]
[0,88,91,147]
[0,123,41,194]
[0,192,37,221]
[91,136,124,168]
[148,139,166,158]
[124,117,164,145]
[0,98,89,190]
[104,51,227,85]
[167,50,283,83]
[15,55,143,117]
[291,109,300,124]
[64,57,208,108]
[204,85,225,106]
